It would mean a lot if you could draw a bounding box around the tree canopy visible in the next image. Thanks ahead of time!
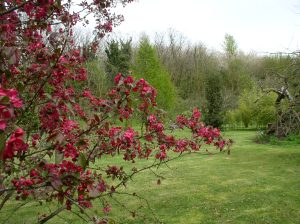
[133,37,176,111]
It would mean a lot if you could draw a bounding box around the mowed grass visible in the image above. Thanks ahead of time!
[1,131,300,224]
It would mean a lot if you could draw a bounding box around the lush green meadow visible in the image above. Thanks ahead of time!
[1,131,300,224]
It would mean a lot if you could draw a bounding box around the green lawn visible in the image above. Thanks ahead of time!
[1,131,300,224]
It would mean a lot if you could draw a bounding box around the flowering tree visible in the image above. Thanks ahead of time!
[0,1,232,223]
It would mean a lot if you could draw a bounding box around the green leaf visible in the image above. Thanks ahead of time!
[0,96,10,105]
[55,150,64,164]
[17,82,25,92]
[76,139,87,146]
[4,69,12,79]
[44,93,52,100]
[66,102,73,112]
[78,152,88,168]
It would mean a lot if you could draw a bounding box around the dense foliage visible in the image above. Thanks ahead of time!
[204,74,223,128]
[105,39,132,83]
[153,32,299,130]
[133,37,176,111]
[84,32,300,132]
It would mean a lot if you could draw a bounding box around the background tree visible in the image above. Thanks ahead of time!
[253,55,300,136]
[254,92,277,128]
[223,33,238,59]
[221,34,253,111]
[204,73,224,128]
[85,60,108,97]
[133,36,176,111]
[105,39,132,83]
[154,30,218,112]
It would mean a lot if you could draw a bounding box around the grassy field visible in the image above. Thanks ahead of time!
[1,131,300,224]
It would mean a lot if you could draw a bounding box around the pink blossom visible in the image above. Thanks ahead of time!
[0,120,7,130]
[103,205,111,213]
[114,73,122,85]
[123,128,135,143]
[124,76,134,84]
[3,128,28,160]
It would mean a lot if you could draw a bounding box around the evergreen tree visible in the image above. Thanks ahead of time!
[105,39,132,83]
[204,74,223,128]
[133,37,176,111]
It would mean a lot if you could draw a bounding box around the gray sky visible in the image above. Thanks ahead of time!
[111,0,300,53]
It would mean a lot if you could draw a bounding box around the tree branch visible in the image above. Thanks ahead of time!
[0,191,13,210]
[1,201,32,224]
[0,1,28,17]
[38,205,66,224]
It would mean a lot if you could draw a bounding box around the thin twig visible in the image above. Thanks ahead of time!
[1,201,32,224]
[0,191,13,210]
[112,191,161,223]
[149,168,165,179]
[38,205,67,224]
[65,196,92,222]
[70,210,89,223]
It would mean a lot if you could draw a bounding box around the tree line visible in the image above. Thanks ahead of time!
[85,31,300,132]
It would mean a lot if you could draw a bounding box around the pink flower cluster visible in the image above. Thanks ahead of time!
[2,128,28,160]
[0,88,23,130]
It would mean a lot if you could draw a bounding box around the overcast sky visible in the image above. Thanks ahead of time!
[110,0,300,53]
